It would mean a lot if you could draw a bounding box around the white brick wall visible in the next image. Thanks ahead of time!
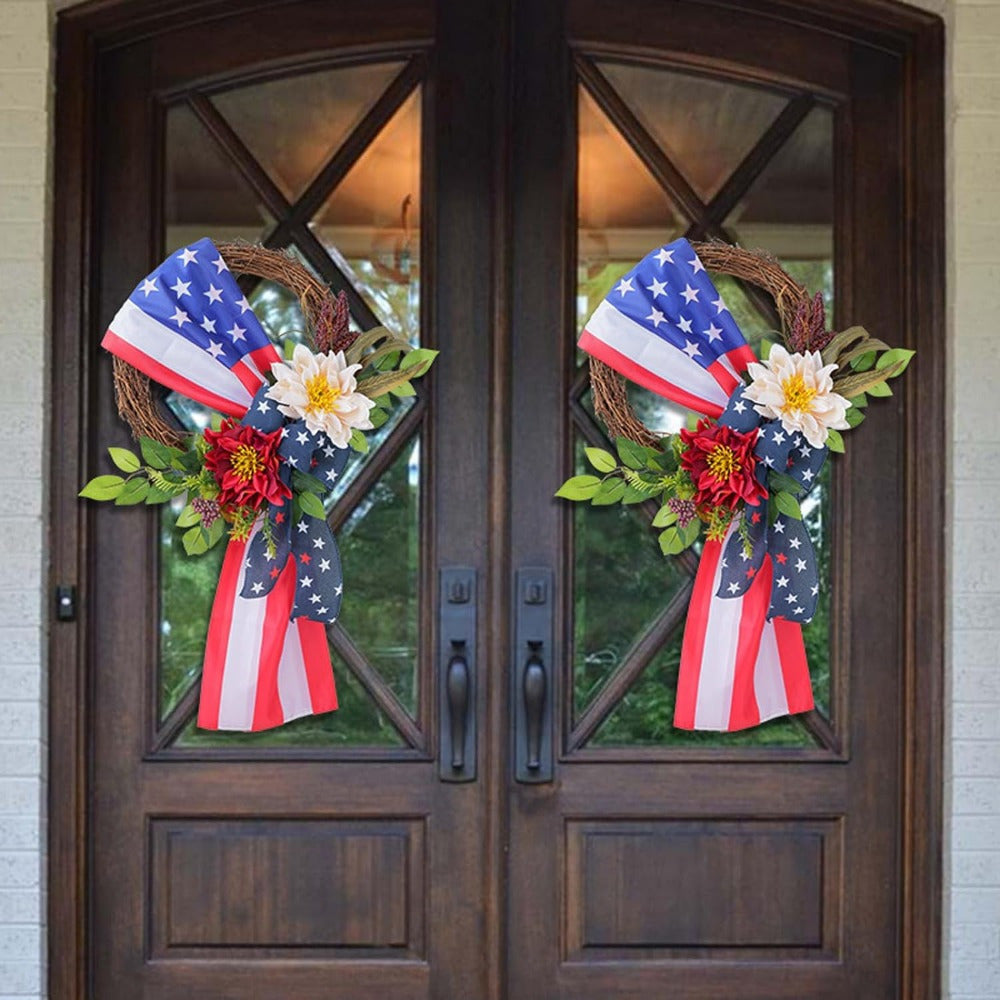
[0,1,996,998]
[948,2,1000,995]
[0,2,48,998]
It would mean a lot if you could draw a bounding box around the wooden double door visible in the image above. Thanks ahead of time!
[51,1,944,997]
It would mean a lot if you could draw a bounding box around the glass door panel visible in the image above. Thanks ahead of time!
[154,59,428,751]
[571,60,838,750]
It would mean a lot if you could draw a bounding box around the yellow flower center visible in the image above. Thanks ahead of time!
[305,373,341,414]
[230,444,264,482]
[780,373,817,414]
[706,443,738,482]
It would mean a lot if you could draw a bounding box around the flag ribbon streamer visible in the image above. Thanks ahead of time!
[578,237,816,731]
[239,385,349,625]
[102,238,345,732]
[714,388,826,626]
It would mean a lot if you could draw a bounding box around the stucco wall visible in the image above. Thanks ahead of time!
[0,0,996,997]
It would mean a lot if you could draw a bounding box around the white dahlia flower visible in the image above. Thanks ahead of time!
[267,344,375,449]
[742,344,850,449]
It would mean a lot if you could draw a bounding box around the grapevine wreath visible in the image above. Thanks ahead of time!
[559,237,912,732]
[81,239,436,732]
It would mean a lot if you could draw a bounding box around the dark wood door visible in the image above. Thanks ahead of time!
[504,2,941,998]
[52,1,942,998]
[79,3,500,997]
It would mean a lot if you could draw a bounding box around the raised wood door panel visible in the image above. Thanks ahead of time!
[84,2,497,997]
[506,2,918,997]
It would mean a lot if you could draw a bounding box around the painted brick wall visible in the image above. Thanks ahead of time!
[948,2,1000,996]
[0,2,49,998]
[0,1,997,998]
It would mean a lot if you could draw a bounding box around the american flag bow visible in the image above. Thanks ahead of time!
[103,239,345,732]
[578,238,816,732]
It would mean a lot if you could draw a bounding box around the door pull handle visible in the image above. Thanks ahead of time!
[523,643,546,770]
[446,644,470,770]
[514,568,553,783]
[439,568,476,782]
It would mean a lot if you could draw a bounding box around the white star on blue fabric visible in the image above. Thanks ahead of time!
[712,295,728,314]
[615,277,635,296]
[647,308,665,328]
[688,256,706,274]
[677,316,693,334]
[170,278,191,298]
[140,277,157,297]
[681,284,700,304]
[682,340,700,359]
[170,307,189,327]
[654,247,675,266]
[177,247,198,266]
[212,256,228,273]
[227,323,246,342]
[646,278,668,298]
[256,400,270,413]
[704,323,723,343]
[200,317,216,333]
[206,341,224,359]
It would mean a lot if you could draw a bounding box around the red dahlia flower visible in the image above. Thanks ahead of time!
[679,419,767,511]
[203,420,291,512]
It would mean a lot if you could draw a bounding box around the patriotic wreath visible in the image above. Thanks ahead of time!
[80,240,436,731]
[559,238,913,732]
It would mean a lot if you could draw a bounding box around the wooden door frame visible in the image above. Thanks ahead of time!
[48,1,944,998]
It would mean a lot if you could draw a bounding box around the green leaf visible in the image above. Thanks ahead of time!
[173,449,202,473]
[584,447,617,473]
[350,428,370,453]
[845,406,866,428]
[616,437,647,471]
[205,515,226,548]
[107,447,140,473]
[175,503,201,528]
[591,478,627,506]
[620,485,649,504]
[209,412,224,431]
[848,393,868,409]
[682,517,701,545]
[78,475,125,501]
[291,469,327,495]
[369,407,389,429]
[182,525,209,556]
[851,350,877,372]
[145,486,173,505]
[298,490,327,519]
[114,477,150,506]
[659,521,699,555]
[554,475,602,501]
[140,436,175,470]
[685,411,700,431]
[767,471,803,496]
[875,347,915,375]
[399,347,439,376]
[759,338,774,360]
[825,428,846,453]
[652,504,678,528]
[866,380,893,397]
[389,380,416,398]
[774,491,803,521]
